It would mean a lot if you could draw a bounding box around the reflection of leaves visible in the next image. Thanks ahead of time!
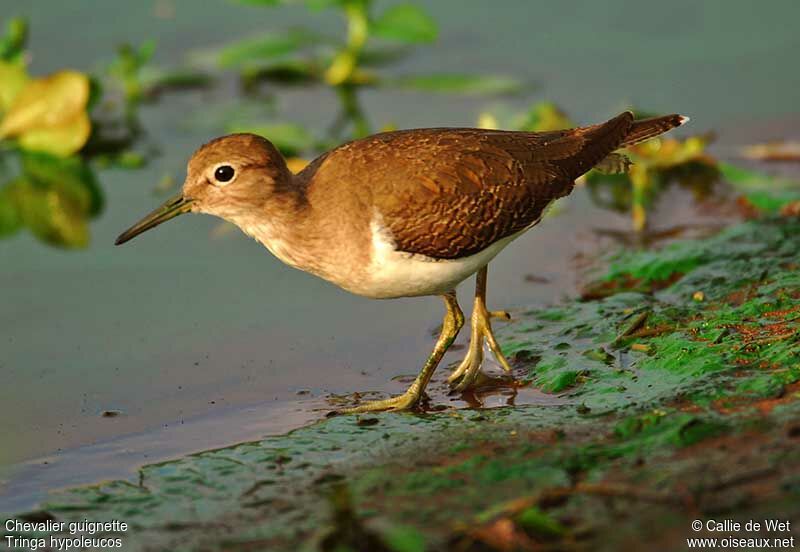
[586,173,635,213]
[0,184,22,237]
[586,145,721,225]
[8,177,89,248]
[21,152,103,215]
[0,151,102,248]
[390,73,521,95]
[372,3,437,44]
[242,60,318,86]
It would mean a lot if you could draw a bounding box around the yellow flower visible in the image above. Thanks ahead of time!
[0,69,91,157]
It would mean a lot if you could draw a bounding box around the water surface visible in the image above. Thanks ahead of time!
[2,0,799,510]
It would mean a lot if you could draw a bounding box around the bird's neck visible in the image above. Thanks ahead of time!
[226,174,335,278]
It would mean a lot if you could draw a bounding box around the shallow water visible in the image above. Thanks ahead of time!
[1,0,799,511]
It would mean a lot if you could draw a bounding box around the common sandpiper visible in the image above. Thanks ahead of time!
[116,111,687,412]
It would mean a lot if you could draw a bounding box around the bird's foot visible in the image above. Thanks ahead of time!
[334,390,421,414]
[448,305,512,392]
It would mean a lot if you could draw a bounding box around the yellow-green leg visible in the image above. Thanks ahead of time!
[339,291,465,413]
[448,265,512,391]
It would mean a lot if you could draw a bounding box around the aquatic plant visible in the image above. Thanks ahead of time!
[0,18,199,247]
[208,0,522,149]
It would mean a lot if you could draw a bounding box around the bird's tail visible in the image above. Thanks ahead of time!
[620,113,689,148]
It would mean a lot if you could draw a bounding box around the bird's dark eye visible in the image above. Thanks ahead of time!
[214,165,235,183]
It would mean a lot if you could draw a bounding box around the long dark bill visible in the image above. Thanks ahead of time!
[115,193,193,245]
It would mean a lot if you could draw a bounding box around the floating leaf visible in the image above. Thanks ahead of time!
[372,4,438,44]
[227,122,314,156]
[218,31,313,68]
[0,59,28,111]
[391,73,521,95]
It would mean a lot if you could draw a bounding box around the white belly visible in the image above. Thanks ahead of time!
[353,216,526,299]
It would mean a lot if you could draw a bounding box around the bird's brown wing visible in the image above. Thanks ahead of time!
[305,112,634,259]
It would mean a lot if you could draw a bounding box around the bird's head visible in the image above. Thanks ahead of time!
[115,133,290,245]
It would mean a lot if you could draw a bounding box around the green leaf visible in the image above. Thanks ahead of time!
[226,122,314,156]
[372,4,438,43]
[515,507,567,538]
[218,31,313,68]
[382,524,426,552]
[138,40,157,65]
[719,162,800,192]
[0,17,28,63]
[391,73,521,95]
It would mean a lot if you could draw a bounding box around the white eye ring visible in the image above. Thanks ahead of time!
[211,163,236,186]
